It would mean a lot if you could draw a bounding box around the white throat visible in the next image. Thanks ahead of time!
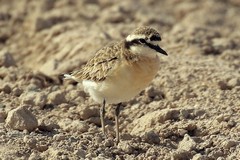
[130,45,158,58]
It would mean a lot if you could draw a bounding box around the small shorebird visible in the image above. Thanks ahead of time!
[64,26,167,143]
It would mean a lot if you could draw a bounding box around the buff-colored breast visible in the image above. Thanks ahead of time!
[85,55,160,104]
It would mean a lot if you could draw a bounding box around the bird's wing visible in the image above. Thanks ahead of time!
[69,42,122,82]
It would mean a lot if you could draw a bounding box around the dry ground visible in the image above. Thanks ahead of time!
[0,0,240,159]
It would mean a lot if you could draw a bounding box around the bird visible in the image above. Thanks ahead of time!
[64,26,168,143]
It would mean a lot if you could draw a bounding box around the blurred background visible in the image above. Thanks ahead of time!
[0,0,239,76]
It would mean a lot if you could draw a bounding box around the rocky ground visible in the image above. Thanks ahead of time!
[0,0,240,159]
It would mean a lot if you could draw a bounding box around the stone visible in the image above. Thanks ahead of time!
[228,78,240,88]
[0,110,7,123]
[178,129,188,136]
[12,88,23,97]
[131,109,179,135]
[53,134,66,141]
[58,119,89,133]
[23,135,37,148]
[144,86,165,101]
[1,83,11,94]
[48,90,66,105]
[171,149,192,160]
[218,81,231,90]
[192,153,207,160]
[28,151,41,160]
[178,134,196,151]
[79,106,99,120]
[21,91,47,108]
[222,139,239,149]
[74,149,86,158]
[104,138,114,147]
[35,92,48,108]
[117,141,134,154]
[0,51,16,67]
[141,130,160,144]
[38,119,59,131]
[5,106,38,131]
[36,144,48,152]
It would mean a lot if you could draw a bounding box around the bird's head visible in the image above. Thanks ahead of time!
[125,26,168,57]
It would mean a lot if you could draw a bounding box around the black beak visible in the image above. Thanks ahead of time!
[144,40,168,56]
[153,44,168,56]
[130,38,168,56]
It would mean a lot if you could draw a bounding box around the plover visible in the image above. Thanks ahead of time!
[64,26,168,143]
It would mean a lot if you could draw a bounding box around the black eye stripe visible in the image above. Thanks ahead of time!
[139,38,146,43]
[125,40,138,49]
[150,35,161,41]
[130,39,146,44]
[124,38,151,49]
[132,39,140,44]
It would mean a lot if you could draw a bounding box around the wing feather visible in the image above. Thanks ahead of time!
[70,42,122,82]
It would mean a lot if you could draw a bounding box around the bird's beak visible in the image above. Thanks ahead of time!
[144,41,168,56]
[155,45,168,56]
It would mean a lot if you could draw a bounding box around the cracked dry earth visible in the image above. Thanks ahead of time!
[0,0,240,160]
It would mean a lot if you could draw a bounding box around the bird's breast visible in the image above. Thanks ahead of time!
[97,55,160,103]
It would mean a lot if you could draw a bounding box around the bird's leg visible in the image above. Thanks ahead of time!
[100,99,106,136]
[115,103,121,144]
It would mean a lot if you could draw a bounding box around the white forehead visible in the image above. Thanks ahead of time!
[126,34,146,42]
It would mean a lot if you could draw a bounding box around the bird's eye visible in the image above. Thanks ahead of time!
[139,39,146,43]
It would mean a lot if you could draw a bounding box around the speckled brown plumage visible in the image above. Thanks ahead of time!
[70,41,138,82]
[66,26,166,83]
[132,26,161,39]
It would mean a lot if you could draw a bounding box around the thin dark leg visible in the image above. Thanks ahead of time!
[115,103,121,144]
[100,99,106,135]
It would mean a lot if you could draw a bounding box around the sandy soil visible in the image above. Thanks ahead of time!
[0,0,240,159]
